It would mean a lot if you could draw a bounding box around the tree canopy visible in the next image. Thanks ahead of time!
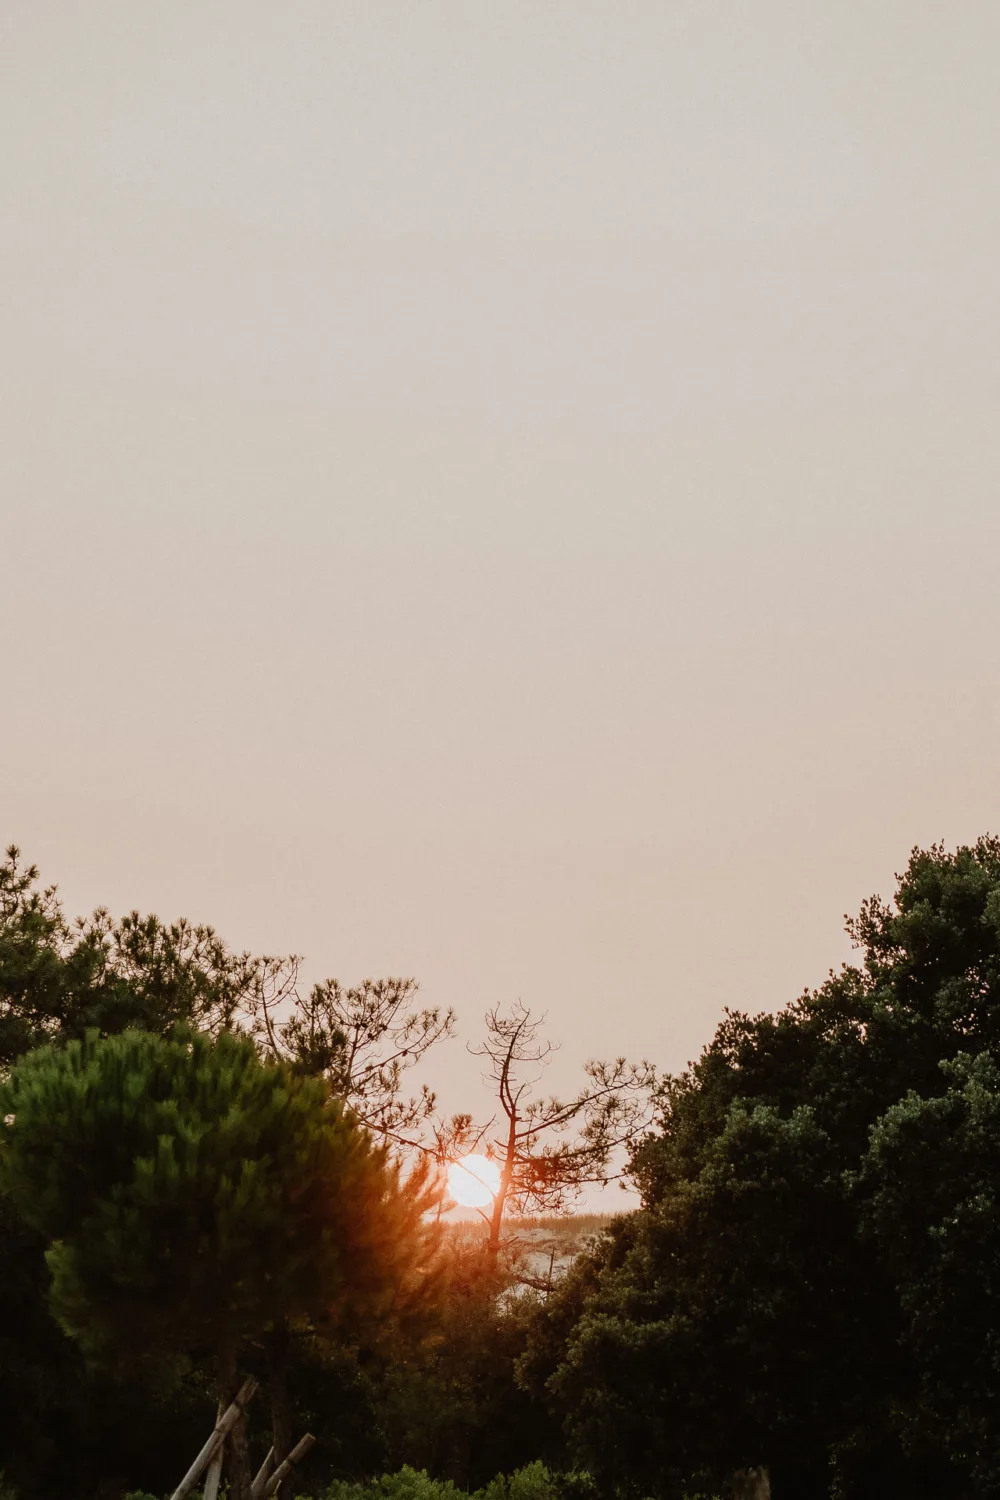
[6,836,1000,1498]
[0,1026,442,1499]
[520,838,1000,1498]
[0,845,297,1067]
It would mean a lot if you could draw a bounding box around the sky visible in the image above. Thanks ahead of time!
[3,3,1000,1202]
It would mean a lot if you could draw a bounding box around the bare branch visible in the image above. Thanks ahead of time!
[252,976,457,1152]
[471,1002,657,1261]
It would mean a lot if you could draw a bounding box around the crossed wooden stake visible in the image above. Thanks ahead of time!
[169,1379,316,1500]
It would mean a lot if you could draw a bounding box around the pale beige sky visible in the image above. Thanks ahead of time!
[3,3,1000,1197]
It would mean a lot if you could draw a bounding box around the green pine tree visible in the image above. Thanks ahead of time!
[0,1027,442,1500]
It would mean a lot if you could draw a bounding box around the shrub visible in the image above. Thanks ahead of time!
[482,1461,561,1500]
[312,1463,585,1500]
[317,1468,468,1500]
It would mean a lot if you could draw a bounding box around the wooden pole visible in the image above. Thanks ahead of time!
[262,1434,316,1498]
[169,1377,258,1500]
[202,1444,225,1500]
[202,1400,226,1500]
[250,1446,275,1500]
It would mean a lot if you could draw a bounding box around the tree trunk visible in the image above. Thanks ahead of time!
[486,1117,517,1266]
[733,1468,770,1500]
[219,1346,254,1500]
[267,1325,294,1500]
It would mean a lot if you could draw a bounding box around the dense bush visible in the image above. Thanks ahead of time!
[312,1461,590,1500]
[522,839,1000,1498]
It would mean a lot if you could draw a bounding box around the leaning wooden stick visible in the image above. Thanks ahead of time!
[169,1377,259,1500]
[262,1434,316,1498]
[250,1445,275,1500]
[202,1443,225,1500]
[201,1399,226,1500]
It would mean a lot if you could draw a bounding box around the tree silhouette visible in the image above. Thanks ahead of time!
[0,1027,442,1500]
[470,1003,655,1266]
[258,975,455,1145]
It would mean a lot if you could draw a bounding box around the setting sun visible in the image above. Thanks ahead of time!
[446,1153,501,1209]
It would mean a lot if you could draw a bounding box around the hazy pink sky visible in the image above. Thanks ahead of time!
[3,3,1000,1200]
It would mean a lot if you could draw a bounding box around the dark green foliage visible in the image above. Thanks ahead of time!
[858,1051,1000,1492]
[0,1192,74,1488]
[374,1262,554,1491]
[522,838,1000,1498]
[250,1238,558,1497]
[0,1027,440,1376]
[260,1338,390,1490]
[0,849,452,1499]
[8,835,1000,1497]
[315,1460,577,1500]
[0,1192,210,1500]
[0,845,297,1068]
[0,1182,219,1500]
[271,977,454,1139]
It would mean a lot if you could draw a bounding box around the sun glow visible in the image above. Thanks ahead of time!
[446,1153,501,1209]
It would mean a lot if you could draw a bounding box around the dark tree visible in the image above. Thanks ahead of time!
[260,975,455,1143]
[520,838,1000,1498]
[859,1050,1000,1494]
[375,1238,555,1490]
[0,844,298,1067]
[0,1028,442,1500]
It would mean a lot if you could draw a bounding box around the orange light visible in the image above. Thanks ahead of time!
[447,1153,501,1208]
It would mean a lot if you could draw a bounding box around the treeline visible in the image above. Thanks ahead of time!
[0,847,609,1500]
[521,836,1000,1498]
[2,839,1000,1498]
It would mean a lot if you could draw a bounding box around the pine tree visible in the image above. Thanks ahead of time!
[0,1027,442,1500]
